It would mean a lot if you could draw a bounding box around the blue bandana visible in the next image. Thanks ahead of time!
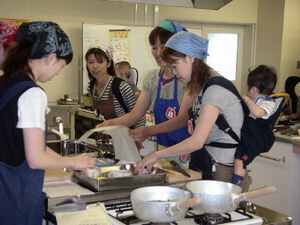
[165,31,209,60]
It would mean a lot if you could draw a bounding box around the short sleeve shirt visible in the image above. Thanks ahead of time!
[17,87,49,130]
[253,97,276,119]
[192,78,243,165]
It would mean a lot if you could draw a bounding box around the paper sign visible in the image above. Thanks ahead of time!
[55,203,111,225]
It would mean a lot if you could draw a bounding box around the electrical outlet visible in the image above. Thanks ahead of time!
[297,61,300,69]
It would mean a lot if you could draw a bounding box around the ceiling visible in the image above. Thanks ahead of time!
[104,0,233,10]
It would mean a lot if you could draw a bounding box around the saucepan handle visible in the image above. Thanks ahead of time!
[176,197,202,210]
[234,186,276,202]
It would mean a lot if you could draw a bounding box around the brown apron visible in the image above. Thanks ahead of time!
[92,85,116,140]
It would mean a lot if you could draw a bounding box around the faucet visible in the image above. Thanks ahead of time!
[55,116,64,133]
[51,116,70,156]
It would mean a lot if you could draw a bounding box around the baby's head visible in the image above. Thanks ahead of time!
[247,65,277,95]
[115,61,131,80]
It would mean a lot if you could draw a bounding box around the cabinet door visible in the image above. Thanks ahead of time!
[248,141,292,214]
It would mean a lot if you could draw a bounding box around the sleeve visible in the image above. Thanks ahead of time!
[17,87,48,130]
[142,69,159,94]
[120,81,146,128]
[256,99,277,119]
[201,85,234,111]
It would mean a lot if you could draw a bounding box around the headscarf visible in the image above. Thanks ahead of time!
[16,21,72,59]
[0,21,18,45]
[157,21,187,33]
[89,44,114,61]
[165,31,209,60]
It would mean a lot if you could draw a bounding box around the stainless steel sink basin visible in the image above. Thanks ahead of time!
[46,140,99,156]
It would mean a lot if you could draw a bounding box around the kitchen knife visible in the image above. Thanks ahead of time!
[169,160,191,178]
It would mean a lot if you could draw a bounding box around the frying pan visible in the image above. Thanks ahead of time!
[130,186,201,223]
[186,180,276,213]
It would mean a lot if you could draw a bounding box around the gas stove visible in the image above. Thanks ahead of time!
[105,200,263,225]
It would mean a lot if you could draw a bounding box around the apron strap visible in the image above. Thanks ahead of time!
[0,81,38,111]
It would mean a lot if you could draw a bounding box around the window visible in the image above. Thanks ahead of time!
[206,33,238,81]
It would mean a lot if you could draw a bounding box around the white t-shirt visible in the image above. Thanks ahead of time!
[17,87,49,131]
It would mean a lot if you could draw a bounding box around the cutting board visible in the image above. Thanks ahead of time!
[44,169,72,182]
[159,160,202,183]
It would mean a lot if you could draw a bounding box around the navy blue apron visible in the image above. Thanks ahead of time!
[153,70,190,147]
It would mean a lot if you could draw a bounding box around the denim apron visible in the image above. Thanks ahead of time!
[0,81,46,225]
[153,71,191,166]
[0,161,45,225]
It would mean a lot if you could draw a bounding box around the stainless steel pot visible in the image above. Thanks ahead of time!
[96,139,114,158]
[186,180,276,213]
[130,186,201,223]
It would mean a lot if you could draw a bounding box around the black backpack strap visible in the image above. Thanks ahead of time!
[266,96,285,130]
[202,76,243,148]
[0,81,38,111]
[215,114,240,143]
[111,77,129,113]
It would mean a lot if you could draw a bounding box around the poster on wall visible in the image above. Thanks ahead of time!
[82,23,156,93]
[109,29,130,62]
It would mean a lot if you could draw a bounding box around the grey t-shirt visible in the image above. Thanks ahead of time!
[142,68,186,111]
[192,78,243,165]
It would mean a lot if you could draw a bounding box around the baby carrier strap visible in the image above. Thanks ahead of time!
[112,77,129,113]
[0,81,38,111]
[264,97,285,130]
[202,76,246,148]
[202,76,286,167]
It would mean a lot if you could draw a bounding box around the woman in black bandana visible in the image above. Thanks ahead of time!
[0,21,96,225]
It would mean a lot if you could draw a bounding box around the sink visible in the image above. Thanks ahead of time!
[46,140,99,156]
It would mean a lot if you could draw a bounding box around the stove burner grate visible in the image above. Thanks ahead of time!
[194,213,231,225]
[105,200,260,225]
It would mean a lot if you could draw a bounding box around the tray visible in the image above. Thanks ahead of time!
[74,164,167,192]
[57,99,79,105]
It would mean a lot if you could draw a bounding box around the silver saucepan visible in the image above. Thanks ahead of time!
[130,186,201,223]
[186,180,276,213]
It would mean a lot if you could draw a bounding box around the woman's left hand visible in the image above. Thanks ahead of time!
[135,152,158,174]
[129,126,149,143]
[180,154,191,162]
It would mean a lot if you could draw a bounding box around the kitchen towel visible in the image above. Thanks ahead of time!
[78,125,142,163]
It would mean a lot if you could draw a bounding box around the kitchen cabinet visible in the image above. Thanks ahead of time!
[248,140,300,224]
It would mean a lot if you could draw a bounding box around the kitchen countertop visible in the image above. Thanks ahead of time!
[273,123,300,149]
[274,132,300,155]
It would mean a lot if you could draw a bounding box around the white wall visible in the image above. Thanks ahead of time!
[3,0,300,101]
[0,0,260,103]
[280,0,300,91]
